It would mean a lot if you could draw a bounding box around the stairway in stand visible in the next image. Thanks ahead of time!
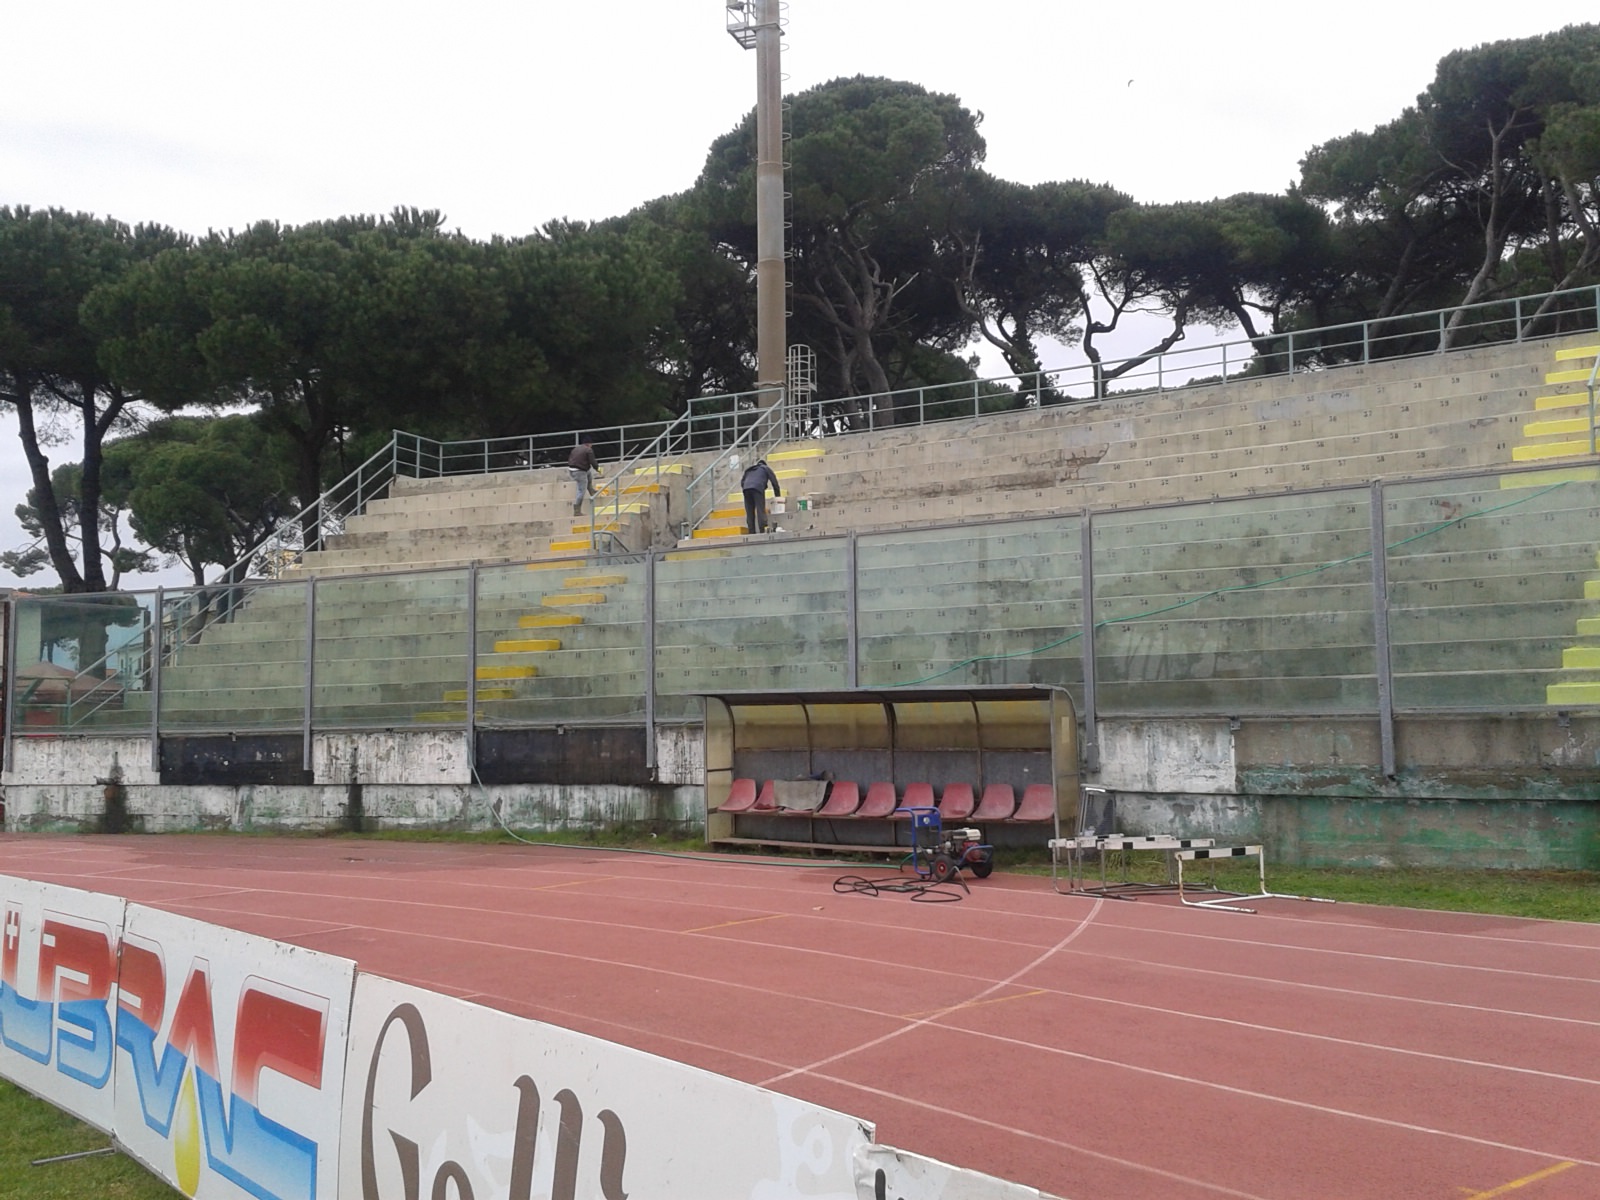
[690,445,824,540]
[1517,343,1600,706]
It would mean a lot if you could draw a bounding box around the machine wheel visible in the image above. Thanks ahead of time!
[930,854,958,883]
[969,858,994,879]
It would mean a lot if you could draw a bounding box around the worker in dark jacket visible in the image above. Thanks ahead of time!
[740,457,781,534]
[567,437,599,516]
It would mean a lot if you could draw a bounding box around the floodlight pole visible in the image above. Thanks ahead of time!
[726,0,786,408]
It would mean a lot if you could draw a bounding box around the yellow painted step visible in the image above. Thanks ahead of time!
[1563,647,1600,670]
[621,481,663,495]
[692,526,746,540]
[1553,344,1600,361]
[1547,681,1600,705]
[476,664,538,680]
[549,538,591,552]
[1587,580,1600,601]
[1534,393,1592,411]
[492,638,560,654]
[416,710,479,722]
[1500,466,1600,489]
[543,592,608,607]
[1577,617,1600,637]
[443,687,516,702]
[1511,440,1593,462]
[568,522,628,535]
[519,613,582,628]
[768,446,825,462]
[586,501,648,515]
[709,505,745,520]
[1524,416,1597,438]
[565,574,627,587]
[1545,368,1592,384]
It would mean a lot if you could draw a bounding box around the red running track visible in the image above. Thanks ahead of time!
[2,834,1596,1200]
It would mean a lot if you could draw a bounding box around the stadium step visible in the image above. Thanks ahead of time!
[518,612,583,628]
[1548,680,1600,705]
[492,638,561,654]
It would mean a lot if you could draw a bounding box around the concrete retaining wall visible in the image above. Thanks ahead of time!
[5,715,1594,867]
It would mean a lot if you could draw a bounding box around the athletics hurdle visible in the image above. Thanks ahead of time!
[1174,844,1336,914]
[1050,832,1221,898]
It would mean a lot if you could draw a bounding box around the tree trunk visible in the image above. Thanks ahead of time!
[10,380,85,592]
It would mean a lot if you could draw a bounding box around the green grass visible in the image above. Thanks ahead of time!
[0,1081,174,1198]
[1016,855,1600,921]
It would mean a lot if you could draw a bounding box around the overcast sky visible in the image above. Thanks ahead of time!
[3,1,1596,587]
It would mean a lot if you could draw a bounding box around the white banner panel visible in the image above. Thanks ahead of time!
[855,1145,1047,1200]
[342,973,872,1200]
[112,904,357,1200]
[0,873,127,1132]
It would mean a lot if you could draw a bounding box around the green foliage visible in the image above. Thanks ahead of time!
[0,207,188,592]
[1298,23,1600,340]
[107,415,298,585]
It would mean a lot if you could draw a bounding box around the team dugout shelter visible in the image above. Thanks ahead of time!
[702,686,1080,852]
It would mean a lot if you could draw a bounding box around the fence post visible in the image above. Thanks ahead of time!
[1288,331,1295,373]
[302,578,317,772]
[1079,512,1100,774]
[846,532,859,688]
[1368,481,1396,779]
[150,588,164,770]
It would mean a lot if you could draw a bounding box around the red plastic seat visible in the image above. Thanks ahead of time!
[815,780,861,817]
[899,782,935,813]
[972,783,1016,821]
[1011,784,1056,822]
[751,780,778,812]
[855,782,898,819]
[937,783,976,822]
[717,778,758,813]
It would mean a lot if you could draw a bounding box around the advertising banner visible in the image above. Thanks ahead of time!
[112,904,357,1200]
[342,973,873,1200]
[0,874,128,1132]
[856,1145,1049,1200]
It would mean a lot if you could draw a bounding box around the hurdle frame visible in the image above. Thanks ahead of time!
[1173,844,1336,914]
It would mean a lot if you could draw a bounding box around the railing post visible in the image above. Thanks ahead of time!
[1079,511,1100,774]
[645,550,657,773]
[846,531,859,688]
[302,578,317,772]
[1368,481,1396,780]
[1362,320,1370,365]
[466,565,477,773]
[1514,295,1523,342]
[1288,331,1295,373]
[150,588,164,771]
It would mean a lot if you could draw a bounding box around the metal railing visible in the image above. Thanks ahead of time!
[683,395,791,538]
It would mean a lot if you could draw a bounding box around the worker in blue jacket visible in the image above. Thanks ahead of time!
[741,457,781,534]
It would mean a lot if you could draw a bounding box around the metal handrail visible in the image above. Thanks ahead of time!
[684,395,789,537]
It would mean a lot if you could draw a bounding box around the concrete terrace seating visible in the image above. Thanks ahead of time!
[775,339,1578,537]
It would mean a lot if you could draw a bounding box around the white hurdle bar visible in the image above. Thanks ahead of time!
[1173,845,1336,914]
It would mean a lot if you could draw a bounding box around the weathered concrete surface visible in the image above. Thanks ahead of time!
[3,714,1594,867]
